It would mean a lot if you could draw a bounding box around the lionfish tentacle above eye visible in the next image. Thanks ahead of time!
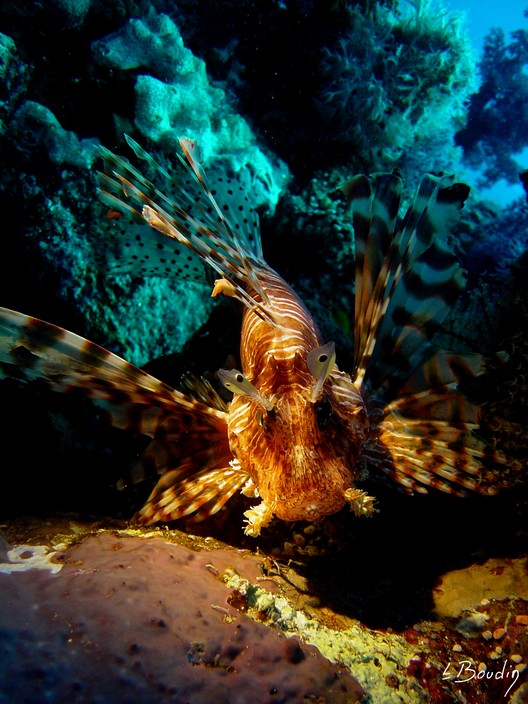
[0,307,239,516]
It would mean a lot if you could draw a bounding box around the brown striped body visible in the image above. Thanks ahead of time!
[227,268,370,526]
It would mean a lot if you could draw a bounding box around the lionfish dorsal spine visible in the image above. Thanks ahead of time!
[98,138,281,327]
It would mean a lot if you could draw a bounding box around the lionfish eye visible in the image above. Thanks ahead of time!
[306,341,336,402]
[217,368,274,412]
[315,396,333,429]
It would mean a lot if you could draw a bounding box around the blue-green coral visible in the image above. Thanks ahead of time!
[0,9,289,366]
[317,0,477,174]
[92,11,289,211]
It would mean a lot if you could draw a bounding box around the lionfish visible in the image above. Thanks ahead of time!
[0,137,506,536]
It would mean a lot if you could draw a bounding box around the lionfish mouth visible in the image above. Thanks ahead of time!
[273,493,347,522]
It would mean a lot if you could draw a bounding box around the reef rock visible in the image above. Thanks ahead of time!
[0,529,364,704]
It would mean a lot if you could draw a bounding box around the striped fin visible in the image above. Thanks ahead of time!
[98,137,277,325]
[344,171,470,400]
[0,308,226,430]
[344,173,515,496]
[0,307,238,517]
[364,387,506,496]
[344,173,402,377]
[133,462,250,525]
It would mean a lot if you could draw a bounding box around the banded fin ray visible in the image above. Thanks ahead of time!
[98,137,277,324]
[365,387,505,496]
[134,463,250,526]
[345,173,401,377]
[0,308,239,516]
[345,171,470,400]
[0,308,226,425]
[346,173,513,497]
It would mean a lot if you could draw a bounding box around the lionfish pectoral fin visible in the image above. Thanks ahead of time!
[99,139,281,327]
[347,171,470,400]
[243,500,275,537]
[344,487,377,516]
[0,307,235,508]
[365,388,503,496]
[133,462,250,525]
[0,308,191,423]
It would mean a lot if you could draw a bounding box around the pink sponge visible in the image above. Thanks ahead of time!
[0,532,365,703]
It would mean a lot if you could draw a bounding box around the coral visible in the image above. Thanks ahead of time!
[0,529,365,704]
[2,518,528,704]
[224,569,424,703]
[2,0,91,29]
[9,100,99,167]
[0,112,214,366]
[174,0,421,177]
[468,198,528,280]
[0,7,290,366]
[0,33,31,133]
[433,557,528,618]
[317,1,477,177]
[46,0,92,29]
[0,543,64,574]
[457,26,528,186]
[91,12,192,84]
[92,11,290,210]
[433,186,528,343]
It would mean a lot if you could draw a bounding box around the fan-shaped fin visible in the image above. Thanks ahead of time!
[344,173,519,496]
[98,137,278,325]
[344,171,470,401]
[365,388,505,496]
[0,307,237,511]
[133,463,250,525]
[95,216,206,280]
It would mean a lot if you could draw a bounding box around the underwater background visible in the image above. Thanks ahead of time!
[0,1,527,702]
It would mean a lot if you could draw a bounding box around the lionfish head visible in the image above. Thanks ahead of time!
[222,352,374,534]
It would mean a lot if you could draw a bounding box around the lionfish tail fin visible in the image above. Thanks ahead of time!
[0,308,237,513]
[344,171,470,400]
[98,137,278,325]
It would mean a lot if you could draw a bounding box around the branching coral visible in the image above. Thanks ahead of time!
[457,26,528,186]
[317,0,476,174]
